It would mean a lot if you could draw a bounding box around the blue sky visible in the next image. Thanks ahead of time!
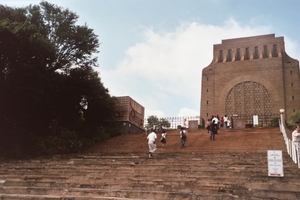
[3,0,300,118]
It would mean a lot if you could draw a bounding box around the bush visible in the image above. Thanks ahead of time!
[94,126,110,141]
[85,126,122,143]
[271,117,280,127]
[34,128,83,155]
[291,110,300,124]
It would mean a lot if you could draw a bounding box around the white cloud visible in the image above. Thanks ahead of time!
[143,109,165,118]
[101,18,284,118]
[284,36,300,60]
[2,1,40,7]
[176,108,199,117]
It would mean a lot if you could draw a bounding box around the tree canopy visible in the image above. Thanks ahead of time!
[145,115,171,130]
[0,1,118,158]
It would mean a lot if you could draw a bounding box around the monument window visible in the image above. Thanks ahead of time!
[207,89,208,92]
[272,44,278,57]
[207,77,209,81]
[226,49,232,62]
[292,96,294,100]
[263,45,268,58]
[207,101,208,104]
[290,70,293,74]
[291,83,293,87]
[225,81,272,122]
[253,46,259,59]
[244,47,250,60]
[218,50,223,62]
[235,48,241,61]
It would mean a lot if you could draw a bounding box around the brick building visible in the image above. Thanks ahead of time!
[200,34,300,126]
[114,96,145,134]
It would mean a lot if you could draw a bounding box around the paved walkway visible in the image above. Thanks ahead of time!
[87,127,288,154]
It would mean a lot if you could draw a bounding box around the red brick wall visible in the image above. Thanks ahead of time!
[115,96,145,133]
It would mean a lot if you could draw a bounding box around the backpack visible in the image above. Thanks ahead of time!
[181,131,186,140]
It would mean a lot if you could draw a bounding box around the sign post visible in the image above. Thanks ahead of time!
[267,150,284,177]
[253,115,258,126]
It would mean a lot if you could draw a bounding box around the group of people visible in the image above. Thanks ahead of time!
[146,127,187,159]
[205,115,231,141]
[147,122,300,159]
[147,115,232,158]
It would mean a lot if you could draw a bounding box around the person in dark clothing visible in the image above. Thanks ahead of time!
[180,128,187,148]
[205,119,211,133]
[209,119,216,141]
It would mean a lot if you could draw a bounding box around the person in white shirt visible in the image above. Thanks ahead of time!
[292,125,300,147]
[227,119,231,129]
[223,115,228,128]
[147,129,157,158]
[212,116,219,125]
[212,115,219,134]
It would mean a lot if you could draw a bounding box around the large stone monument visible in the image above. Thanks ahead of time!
[201,34,300,126]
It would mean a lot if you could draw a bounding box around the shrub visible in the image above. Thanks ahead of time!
[291,110,300,124]
[271,117,280,127]
[35,128,83,155]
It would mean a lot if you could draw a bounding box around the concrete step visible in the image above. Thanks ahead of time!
[0,193,155,200]
[0,144,299,199]
[0,186,240,199]
[0,126,300,200]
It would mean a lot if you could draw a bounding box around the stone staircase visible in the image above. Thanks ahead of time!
[0,128,300,199]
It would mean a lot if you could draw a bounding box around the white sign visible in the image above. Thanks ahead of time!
[253,115,258,125]
[267,150,284,177]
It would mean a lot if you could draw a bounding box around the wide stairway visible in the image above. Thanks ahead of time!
[0,128,300,200]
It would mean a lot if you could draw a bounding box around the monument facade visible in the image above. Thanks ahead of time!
[200,34,300,125]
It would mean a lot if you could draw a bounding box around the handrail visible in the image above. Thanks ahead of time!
[279,120,300,168]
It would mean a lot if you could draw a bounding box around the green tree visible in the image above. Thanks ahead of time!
[0,12,58,157]
[291,110,300,125]
[26,1,99,72]
[145,115,160,130]
[145,115,170,130]
[160,118,171,129]
[0,2,117,158]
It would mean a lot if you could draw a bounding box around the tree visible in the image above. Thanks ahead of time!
[160,118,171,129]
[145,115,170,130]
[26,1,99,72]
[0,2,117,158]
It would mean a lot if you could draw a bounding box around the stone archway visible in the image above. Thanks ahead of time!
[225,81,272,121]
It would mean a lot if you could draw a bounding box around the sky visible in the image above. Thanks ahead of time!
[3,0,300,118]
